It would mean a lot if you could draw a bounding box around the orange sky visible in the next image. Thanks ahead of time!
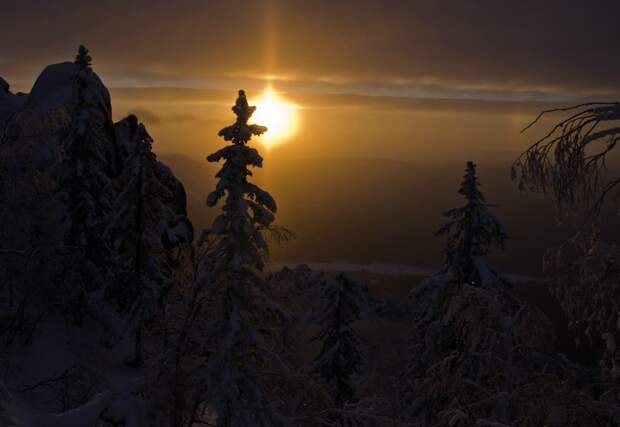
[3,1,619,164]
[103,86,562,164]
[3,1,620,98]
[3,1,619,271]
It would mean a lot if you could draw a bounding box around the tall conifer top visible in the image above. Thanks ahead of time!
[202,90,287,426]
[74,45,92,69]
[206,90,278,271]
[460,161,484,204]
[217,89,267,145]
[436,161,507,280]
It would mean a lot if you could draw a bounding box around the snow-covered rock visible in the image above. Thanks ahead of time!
[27,62,110,120]
[0,54,193,425]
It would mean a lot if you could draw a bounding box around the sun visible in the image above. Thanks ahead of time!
[251,87,298,149]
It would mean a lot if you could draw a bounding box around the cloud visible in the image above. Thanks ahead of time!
[116,104,225,127]
[169,113,199,123]
[5,0,618,97]
[130,107,163,124]
[109,87,575,120]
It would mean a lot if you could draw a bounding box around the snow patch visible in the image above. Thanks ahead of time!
[267,261,545,283]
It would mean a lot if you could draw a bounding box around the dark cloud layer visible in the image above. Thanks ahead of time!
[115,105,222,127]
[2,0,620,96]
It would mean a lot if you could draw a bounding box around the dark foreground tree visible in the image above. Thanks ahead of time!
[311,272,365,407]
[397,161,613,426]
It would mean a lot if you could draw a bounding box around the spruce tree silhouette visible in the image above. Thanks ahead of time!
[202,90,286,427]
[310,272,364,407]
[435,161,507,284]
[206,89,276,269]
[74,45,92,68]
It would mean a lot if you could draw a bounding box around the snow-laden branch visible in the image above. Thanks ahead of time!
[513,102,620,217]
[0,248,27,255]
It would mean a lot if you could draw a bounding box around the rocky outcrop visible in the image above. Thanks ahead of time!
[0,60,193,421]
[0,77,26,132]
[0,76,9,93]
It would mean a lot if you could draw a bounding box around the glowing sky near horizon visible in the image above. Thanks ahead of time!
[252,87,299,149]
[2,0,619,165]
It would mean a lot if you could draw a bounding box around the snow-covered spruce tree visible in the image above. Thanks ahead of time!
[103,121,166,364]
[310,272,364,407]
[399,162,592,426]
[201,90,288,427]
[435,161,507,285]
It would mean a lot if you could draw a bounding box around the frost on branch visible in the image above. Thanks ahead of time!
[512,102,620,217]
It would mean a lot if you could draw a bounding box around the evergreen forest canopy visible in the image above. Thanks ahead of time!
[0,46,619,426]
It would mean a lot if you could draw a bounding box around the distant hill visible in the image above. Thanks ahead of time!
[161,152,613,275]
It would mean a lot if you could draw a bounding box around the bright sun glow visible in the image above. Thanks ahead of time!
[251,87,298,149]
